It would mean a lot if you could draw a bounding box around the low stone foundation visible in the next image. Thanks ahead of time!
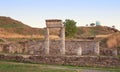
[0,54,120,67]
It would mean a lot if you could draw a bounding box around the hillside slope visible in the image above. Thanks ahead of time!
[0,16,44,39]
[0,16,30,28]
[76,26,119,38]
[0,16,119,40]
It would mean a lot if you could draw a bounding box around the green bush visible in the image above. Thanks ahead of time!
[64,19,77,38]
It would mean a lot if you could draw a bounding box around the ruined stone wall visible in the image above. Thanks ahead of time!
[100,48,117,56]
[26,40,44,55]
[27,40,98,55]
[0,40,99,55]
[0,54,120,67]
[65,40,98,55]
[118,48,120,55]
[0,42,24,54]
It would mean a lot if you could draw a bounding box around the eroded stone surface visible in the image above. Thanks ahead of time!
[0,55,120,68]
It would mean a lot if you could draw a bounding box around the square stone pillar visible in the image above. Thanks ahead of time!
[94,41,100,55]
[60,27,65,55]
[0,44,3,52]
[112,49,117,56]
[77,46,82,56]
[24,43,28,53]
[44,28,49,55]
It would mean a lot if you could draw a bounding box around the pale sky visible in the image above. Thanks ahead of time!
[0,0,120,30]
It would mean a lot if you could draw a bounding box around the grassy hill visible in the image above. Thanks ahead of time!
[0,16,30,28]
[0,16,44,39]
[0,16,119,41]
[76,26,119,38]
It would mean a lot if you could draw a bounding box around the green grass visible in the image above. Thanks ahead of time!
[0,61,76,72]
[0,61,120,72]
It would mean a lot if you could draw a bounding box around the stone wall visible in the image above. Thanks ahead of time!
[0,54,120,67]
[100,48,117,56]
[0,40,114,56]
[0,40,120,56]
[0,42,24,53]
[65,40,99,55]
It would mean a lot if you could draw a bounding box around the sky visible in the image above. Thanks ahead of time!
[0,0,120,30]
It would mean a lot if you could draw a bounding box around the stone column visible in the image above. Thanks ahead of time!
[94,41,100,55]
[60,27,65,55]
[0,44,3,52]
[9,46,13,53]
[24,43,28,53]
[44,28,49,55]
[77,46,82,56]
[112,49,117,56]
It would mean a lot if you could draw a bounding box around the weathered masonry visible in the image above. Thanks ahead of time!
[44,19,65,55]
[65,40,99,56]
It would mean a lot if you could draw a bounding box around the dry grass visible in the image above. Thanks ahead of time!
[95,34,111,38]
[107,32,120,48]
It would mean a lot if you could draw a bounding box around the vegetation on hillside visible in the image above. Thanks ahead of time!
[0,16,30,28]
[76,26,119,38]
[3,28,44,35]
[0,16,44,39]
[64,19,77,38]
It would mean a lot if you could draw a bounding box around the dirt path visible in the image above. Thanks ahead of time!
[44,65,109,72]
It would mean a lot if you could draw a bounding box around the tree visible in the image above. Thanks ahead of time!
[64,19,77,38]
[112,25,115,29]
[90,23,95,26]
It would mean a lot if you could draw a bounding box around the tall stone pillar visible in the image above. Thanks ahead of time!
[44,28,49,55]
[60,27,65,55]
[95,41,99,55]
